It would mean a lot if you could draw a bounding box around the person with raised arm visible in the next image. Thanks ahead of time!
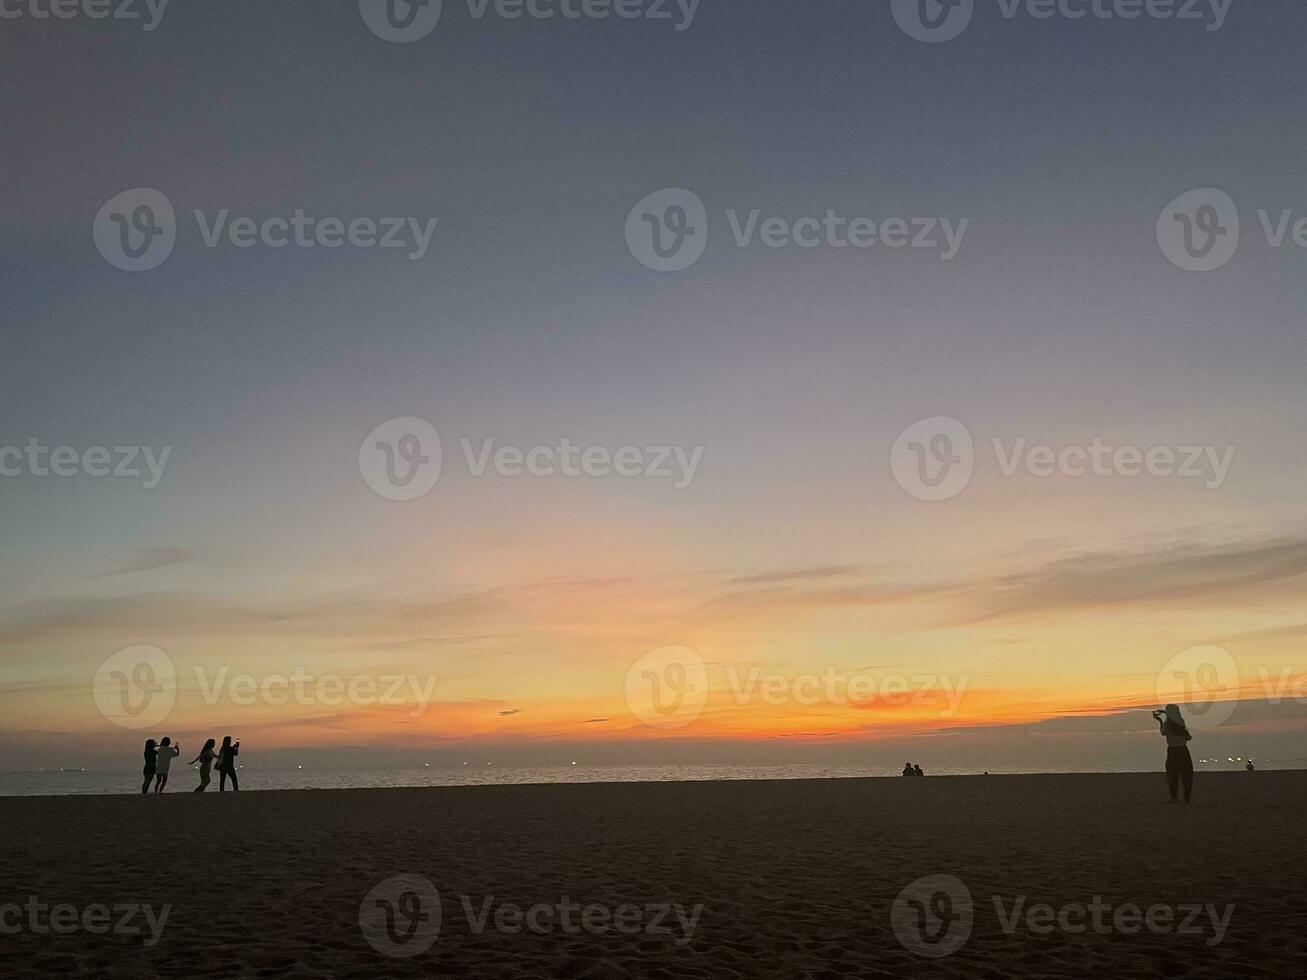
[1154,704,1194,803]
[153,737,181,793]
[216,736,240,792]
[189,738,218,792]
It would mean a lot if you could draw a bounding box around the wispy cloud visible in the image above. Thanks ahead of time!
[94,548,193,578]
[726,565,866,586]
[699,536,1307,625]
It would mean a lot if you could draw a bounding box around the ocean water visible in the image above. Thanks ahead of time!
[0,761,1265,797]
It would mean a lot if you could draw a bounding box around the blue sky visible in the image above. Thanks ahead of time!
[2,0,1306,770]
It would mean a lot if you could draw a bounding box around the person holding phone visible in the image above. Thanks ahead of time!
[1154,704,1194,803]
[217,736,240,792]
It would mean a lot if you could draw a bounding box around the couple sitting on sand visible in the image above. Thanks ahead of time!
[901,762,925,777]
[142,736,240,794]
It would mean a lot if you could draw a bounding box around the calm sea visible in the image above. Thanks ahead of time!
[0,762,1262,797]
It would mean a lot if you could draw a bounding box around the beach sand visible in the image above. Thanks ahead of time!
[2,771,1304,977]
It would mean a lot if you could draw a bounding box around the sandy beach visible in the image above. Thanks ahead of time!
[2,771,1304,978]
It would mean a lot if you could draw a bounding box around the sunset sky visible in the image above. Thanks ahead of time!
[3,1,1306,772]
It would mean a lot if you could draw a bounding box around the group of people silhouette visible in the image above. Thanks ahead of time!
[142,736,240,794]
[129,704,1211,798]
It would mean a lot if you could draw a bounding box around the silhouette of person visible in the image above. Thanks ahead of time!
[912,764,925,777]
[1246,759,1255,772]
[217,736,240,791]
[1155,704,1194,803]
[142,739,157,795]
[153,736,180,793]
[902,762,915,777]
[189,738,217,792]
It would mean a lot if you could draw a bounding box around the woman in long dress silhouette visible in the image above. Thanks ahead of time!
[141,739,157,795]
[1156,704,1194,803]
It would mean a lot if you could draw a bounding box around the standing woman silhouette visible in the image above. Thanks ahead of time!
[153,736,180,793]
[141,739,157,795]
[189,738,217,792]
[217,736,240,792]
[1156,704,1194,803]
